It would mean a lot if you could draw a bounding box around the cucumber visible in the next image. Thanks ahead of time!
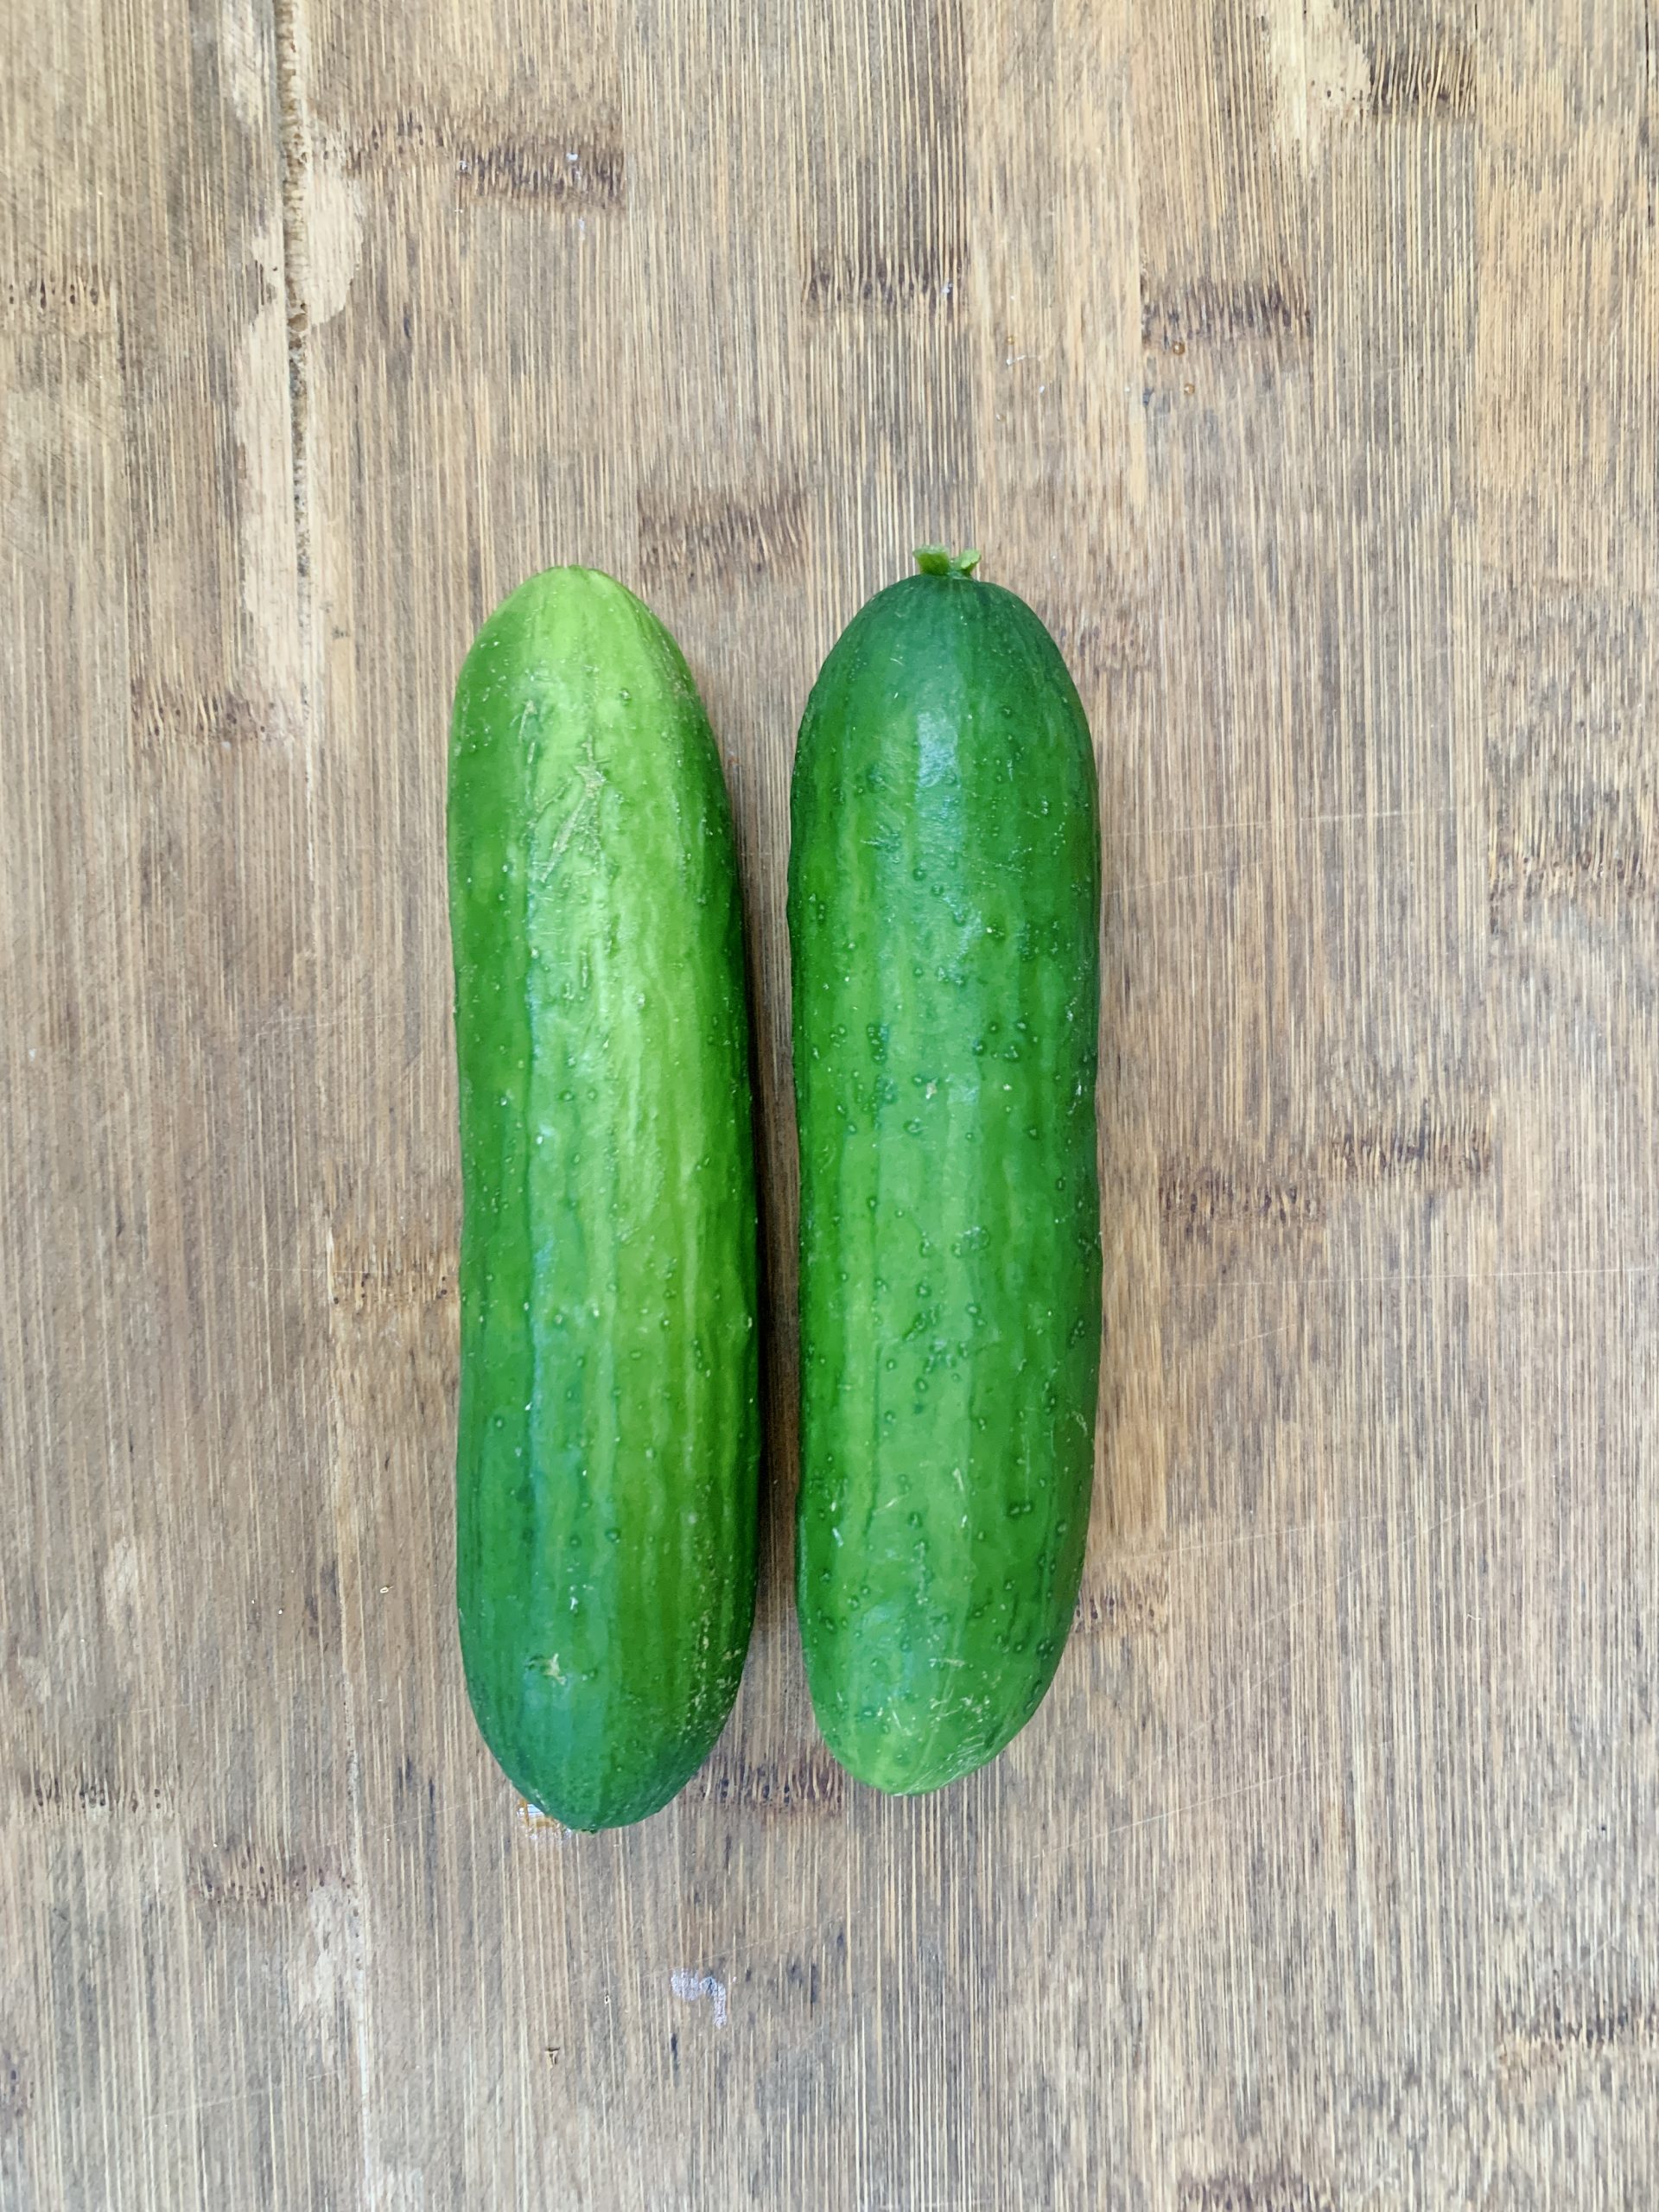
[448,566,760,1831]
[788,546,1101,1794]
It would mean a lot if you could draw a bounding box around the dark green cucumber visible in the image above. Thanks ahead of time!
[789,546,1101,1794]
[448,566,759,1831]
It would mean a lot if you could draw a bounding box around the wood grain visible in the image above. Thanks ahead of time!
[3,1,1656,2205]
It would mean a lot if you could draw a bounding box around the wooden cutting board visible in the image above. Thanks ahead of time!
[3,1,1654,2203]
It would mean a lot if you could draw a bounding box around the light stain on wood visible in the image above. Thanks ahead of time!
[3,0,1656,2204]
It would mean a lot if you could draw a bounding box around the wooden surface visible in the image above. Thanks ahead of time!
[3,2,1656,2205]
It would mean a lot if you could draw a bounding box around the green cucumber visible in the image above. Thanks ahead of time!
[448,566,760,1831]
[789,546,1101,1794]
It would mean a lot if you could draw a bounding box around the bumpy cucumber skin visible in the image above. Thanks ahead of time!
[448,567,759,1831]
[789,563,1101,1795]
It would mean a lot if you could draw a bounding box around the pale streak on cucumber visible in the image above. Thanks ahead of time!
[531,721,610,886]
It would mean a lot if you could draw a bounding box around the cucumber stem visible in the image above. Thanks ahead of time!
[914,545,982,578]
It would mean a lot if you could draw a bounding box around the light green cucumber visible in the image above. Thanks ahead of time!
[448,566,759,1830]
